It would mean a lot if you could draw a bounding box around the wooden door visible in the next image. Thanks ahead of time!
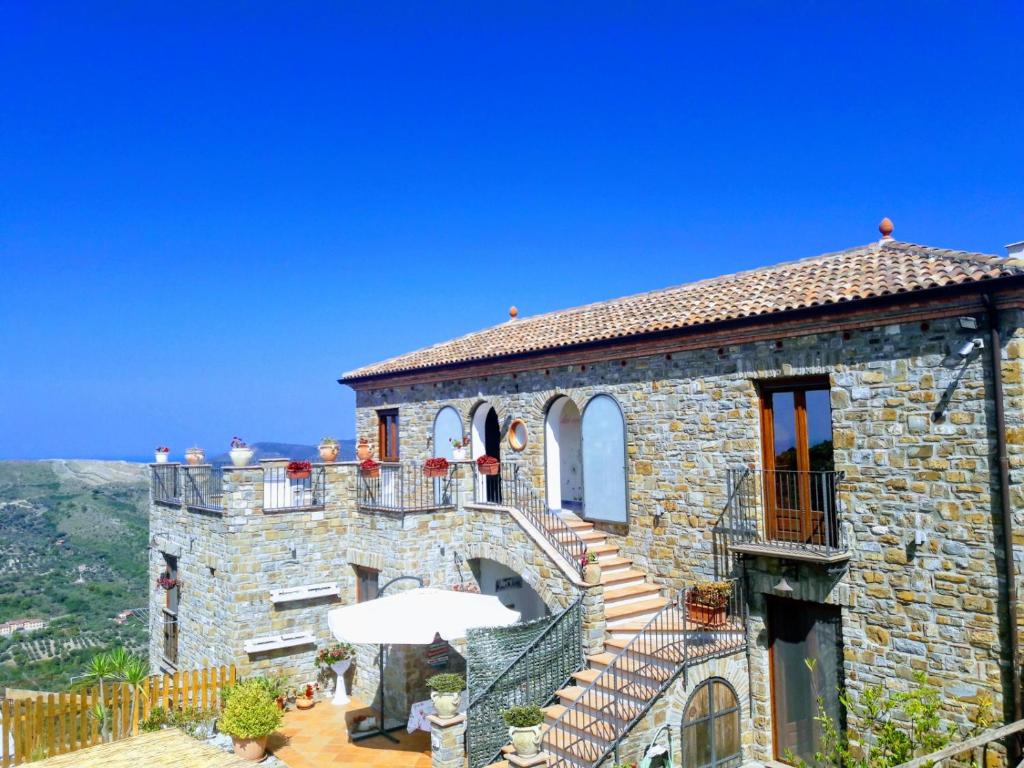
[760,381,834,545]
[768,598,845,764]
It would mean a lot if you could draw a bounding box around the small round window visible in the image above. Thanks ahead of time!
[508,419,528,452]
[682,678,742,768]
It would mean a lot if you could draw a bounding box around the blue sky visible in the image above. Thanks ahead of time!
[1,2,1022,460]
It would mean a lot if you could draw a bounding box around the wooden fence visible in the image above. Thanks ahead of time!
[0,664,236,766]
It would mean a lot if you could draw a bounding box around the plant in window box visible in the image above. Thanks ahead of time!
[315,644,355,706]
[450,434,470,461]
[580,551,601,585]
[359,459,381,478]
[502,705,545,757]
[229,436,254,467]
[356,436,372,462]
[476,455,500,476]
[154,446,170,464]
[318,436,340,463]
[426,673,465,719]
[685,581,732,628]
[287,460,312,480]
[423,457,449,479]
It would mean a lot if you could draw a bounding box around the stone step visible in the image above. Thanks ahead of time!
[586,650,677,677]
[596,556,633,574]
[585,543,620,558]
[604,596,668,623]
[570,667,665,703]
[562,519,594,531]
[543,723,611,766]
[603,582,663,606]
[542,704,620,742]
[555,685,643,722]
[554,529,606,544]
[600,568,646,587]
[603,637,688,665]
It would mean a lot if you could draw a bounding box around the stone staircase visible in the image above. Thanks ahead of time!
[488,509,672,768]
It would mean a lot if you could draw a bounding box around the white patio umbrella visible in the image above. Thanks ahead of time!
[327,587,521,644]
[327,584,521,743]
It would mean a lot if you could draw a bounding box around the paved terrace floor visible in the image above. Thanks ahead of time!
[31,728,251,768]
[270,697,431,768]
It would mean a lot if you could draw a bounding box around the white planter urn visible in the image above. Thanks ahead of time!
[508,725,543,757]
[154,453,168,464]
[430,690,461,719]
[452,447,467,461]
[331,659,351,705]
[229,447,254,467]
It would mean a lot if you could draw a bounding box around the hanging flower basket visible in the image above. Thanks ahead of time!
[685,582,731,628]
[476,455,500,476]
[155,575,181,591]
[359,459,381,479]
[287,461,312,480]
[423,457,449,479]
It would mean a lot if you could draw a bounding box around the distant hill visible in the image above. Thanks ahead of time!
[0,460,149,690]
[208,440,355,467]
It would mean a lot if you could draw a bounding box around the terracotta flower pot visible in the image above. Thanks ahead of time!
[231,736,268,761]
[185,449,204,466]
[424,466,447,478]
[288,469,312,479]
[686,593,728,628]
[296,696,314,710]
[360,467,380,479]
[356,442,372,461]
[478,463,500,476]
[319,444,339,462]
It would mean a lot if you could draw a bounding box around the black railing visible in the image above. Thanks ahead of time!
[473,462,587,575]
[466,595,584,768]
[263,464,326,510]
[545,580,747,768]
[181,465,223,511]
[725,468,846,556]
[356,461,460,512]
[151,464,180,504]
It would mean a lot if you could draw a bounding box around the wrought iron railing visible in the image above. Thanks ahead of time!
[151,464,180,504]
[473,462,587,575]
[467,595,584,768]
[725,468,846,555]
[544,579,747,768]
[356,461,460,512]
[263,464,326,510]
[181,465,223,511]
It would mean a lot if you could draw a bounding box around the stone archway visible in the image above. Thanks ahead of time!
[459,541,569,612]
[545,395,584,512]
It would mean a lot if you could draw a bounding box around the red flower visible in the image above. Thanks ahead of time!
[287,461,312,473]
[476,455,499,467]
[424,458,449,471]
[359,459,380,471]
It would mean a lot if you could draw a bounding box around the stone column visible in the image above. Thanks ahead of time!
[428,713,467,768]
[221,465,262,515]
[581,583,606,655]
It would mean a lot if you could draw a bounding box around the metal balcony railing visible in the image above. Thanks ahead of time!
[356,461,460,513]
[725,467,847,557]
[262,464,326,511]
[472,462,587,575]
[181,465,223,511]
[151,464,180,505]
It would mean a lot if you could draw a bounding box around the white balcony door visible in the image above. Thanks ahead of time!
[581,394,628,523]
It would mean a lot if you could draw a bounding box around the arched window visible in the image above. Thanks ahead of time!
[433,407,463,460]
[682,678,742,768]
[581,394,628,522]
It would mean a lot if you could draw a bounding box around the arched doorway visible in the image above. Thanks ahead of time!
[545,396,583,513]
[471,403,502,503]
[469,558,549,621]
[581,394,628,522]
[433,406,463,460]
[682,678,742,768]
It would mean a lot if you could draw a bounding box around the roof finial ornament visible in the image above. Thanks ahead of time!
[879,217,894,239]
[509,305,519,320]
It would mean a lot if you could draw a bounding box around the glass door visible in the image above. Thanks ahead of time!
[581,395,628,523]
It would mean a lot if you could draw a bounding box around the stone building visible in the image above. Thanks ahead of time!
[149,222,1024,768]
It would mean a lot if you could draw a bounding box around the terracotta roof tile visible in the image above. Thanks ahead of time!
[342,240,1023,381]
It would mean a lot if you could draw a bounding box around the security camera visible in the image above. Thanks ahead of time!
[955,338,984,358]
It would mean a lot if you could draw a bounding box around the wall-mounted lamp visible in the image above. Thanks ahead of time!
[773,576,794,595]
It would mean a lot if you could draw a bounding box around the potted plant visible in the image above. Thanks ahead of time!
[581,552,601,585]
[450,434,470,461]
[502,705,545,757]
[295,683,317,710]
[356,436,372,462]
[359,459,381,478]
[476,455,500,476]
[287,460,312,480]
[426,673,465,719]
[686,581,732,628]
[423,457,449,479]
[229,437,254,467]
[154,446,170,464]
[217,678,283,761]
[155,573,180,591]
[316,643,355,706]
[318,436,340,463]
[185,446,204,465]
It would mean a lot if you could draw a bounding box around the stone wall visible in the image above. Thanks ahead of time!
[352,311,1024,758]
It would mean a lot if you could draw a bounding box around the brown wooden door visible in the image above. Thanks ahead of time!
[768,598,845,764]
[760,382,835,545]
[378,410,399,461]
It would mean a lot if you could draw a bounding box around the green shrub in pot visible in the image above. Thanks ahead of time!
[426,673,465,718]
[217,679,284,761]
[502,705,545,757]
